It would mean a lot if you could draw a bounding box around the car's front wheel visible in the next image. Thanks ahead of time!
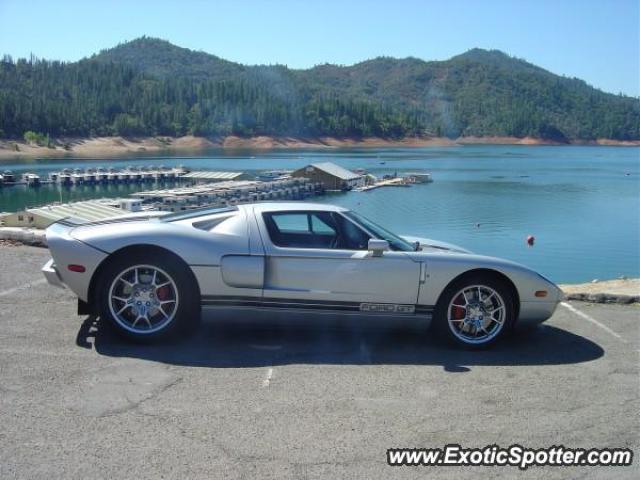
[97,253,199,342]
[433,275,515,348]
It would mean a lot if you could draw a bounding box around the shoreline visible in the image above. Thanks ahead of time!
[1,135,639,159]
[559,278,640,304]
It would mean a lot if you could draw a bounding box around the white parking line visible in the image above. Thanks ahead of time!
[0,278,47,297]
[262,368,274,387]
[560,302,624,342]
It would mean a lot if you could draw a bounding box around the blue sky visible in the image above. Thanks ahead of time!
[0,0,638,96]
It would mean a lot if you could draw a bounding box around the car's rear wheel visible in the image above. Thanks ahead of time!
[97,253,199,342]
[433,275,515,349]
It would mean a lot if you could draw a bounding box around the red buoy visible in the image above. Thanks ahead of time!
[527,235,535,246]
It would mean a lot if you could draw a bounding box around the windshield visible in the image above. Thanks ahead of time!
[343,211,416,252]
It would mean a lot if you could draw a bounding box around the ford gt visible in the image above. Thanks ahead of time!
[42,202,562,348]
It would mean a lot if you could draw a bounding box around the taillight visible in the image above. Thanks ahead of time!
[535,290,548,298]
[67,264,86,273]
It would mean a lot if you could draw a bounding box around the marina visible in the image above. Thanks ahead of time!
[0,162,428,219]
[0,176,325,228]
[0,160,423,228]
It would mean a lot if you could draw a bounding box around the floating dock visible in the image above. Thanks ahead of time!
[1,166,187,187]
[354,172,433,192]
[132,177,324,212]
[356,177,409,192]
[0,166,249,187]
[405,173,433,183]
[180,171,245,182]
[49,166,186,185]
[0,166,260,187]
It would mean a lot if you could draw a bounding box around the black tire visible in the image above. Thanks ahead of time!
[96,251,200,342]
[432,274,515,349]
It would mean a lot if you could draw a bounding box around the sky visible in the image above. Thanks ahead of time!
[0,0,638,96]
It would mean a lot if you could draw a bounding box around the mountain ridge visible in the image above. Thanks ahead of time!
[1,37,638,141]
[88,38,578,85]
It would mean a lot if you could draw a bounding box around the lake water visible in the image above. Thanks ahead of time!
[1,145,638,283]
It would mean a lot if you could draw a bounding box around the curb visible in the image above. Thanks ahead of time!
[563,292,639,304]
[0,227,47,247]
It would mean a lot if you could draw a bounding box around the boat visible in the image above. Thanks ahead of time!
[71,168,84,185]
[405,172,433,183]
[23,173,41,186]
[141,168,154,182]
[128,167,142,182]
[96,168,109,183]
[107,168,118,183]
[3,170,15,183]
[59,169,72,185]
[84,168,97,184]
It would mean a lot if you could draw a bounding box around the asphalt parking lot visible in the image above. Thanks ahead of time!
[1,246,638,479]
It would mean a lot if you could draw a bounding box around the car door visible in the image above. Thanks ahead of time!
[256,208,420,306]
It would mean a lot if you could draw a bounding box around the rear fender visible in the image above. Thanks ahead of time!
[70,221,249,265]
[45,222,107,302]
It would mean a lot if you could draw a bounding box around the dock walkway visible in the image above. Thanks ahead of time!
[356,177,408,191]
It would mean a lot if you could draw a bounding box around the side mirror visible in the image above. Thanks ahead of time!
[368,239,390,257]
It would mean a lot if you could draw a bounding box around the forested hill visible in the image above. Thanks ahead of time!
[1,37,638,141]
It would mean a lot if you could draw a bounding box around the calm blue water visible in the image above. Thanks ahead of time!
[1,145,638,283]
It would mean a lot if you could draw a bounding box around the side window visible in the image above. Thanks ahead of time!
[263,211,370,250]
[311,215,336,235]
[335,214,370,250]
[264,211,337,248]
[271,213,310,234]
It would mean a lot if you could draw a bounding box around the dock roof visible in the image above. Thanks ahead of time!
[180,171,244,181]
[26,200,124,222]
[309,162,362,180]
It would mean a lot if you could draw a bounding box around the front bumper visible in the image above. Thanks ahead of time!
[517,298,561,327]
[42,259,65,289]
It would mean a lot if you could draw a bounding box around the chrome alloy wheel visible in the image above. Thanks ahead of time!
[447,284,506,345]
[108,265,179,334]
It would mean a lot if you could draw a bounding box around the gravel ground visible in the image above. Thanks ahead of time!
[0,246,638,479]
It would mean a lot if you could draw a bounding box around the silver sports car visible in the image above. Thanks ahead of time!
[42,202,562,348]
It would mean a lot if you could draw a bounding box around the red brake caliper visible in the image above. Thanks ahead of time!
[451,294,466,320]
[156,286,170,301]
